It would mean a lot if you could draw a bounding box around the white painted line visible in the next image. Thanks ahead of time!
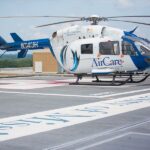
[75,132,150,150]
[131,132,150,136]
[75,132,131,150]
[0,93,150,141]
[0,90,101,99]
[0,80,67,89]
[45,119,150,150]
[0,88,150,99]
[91,88,150,98]
[90,92,115,96]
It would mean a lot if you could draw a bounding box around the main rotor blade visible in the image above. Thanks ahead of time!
[0,15,150,19]
[107,15,150,19]
[36,19,81,28]
[108,19,150,26]
[0,15,81,19]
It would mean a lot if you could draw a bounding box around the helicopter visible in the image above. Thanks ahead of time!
[1,15,150,85]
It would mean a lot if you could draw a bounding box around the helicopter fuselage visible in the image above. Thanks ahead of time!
[50,25,150,75]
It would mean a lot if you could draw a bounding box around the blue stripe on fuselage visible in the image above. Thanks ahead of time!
[3,38,53,52]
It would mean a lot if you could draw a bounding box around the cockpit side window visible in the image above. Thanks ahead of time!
[140,46,150,56]
[99,41,120,55]
[122,41,137,56]
[81,44,93,54]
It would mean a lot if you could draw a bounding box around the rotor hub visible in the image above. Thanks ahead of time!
[82,15,108,25]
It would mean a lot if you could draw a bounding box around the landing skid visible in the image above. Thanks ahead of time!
[128,74,150,83]
[75,75,83,84]
[69,73,150,86]
[92,75,131,86]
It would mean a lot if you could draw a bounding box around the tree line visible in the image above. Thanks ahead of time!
[0,58,33,68]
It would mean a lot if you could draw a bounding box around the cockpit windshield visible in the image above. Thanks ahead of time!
[135,42,150,56]
[140,45,150,56]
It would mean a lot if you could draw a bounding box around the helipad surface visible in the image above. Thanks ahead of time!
[0,76,150,150]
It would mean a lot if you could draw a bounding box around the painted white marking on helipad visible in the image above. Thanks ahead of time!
[0,93,150,141]
[75,132,150,150]
[0,80,67,89]
[0,90,101,98]
[75,133,131,150]
[90,88,150,98]
[45,119,150,150]
[90,92,115,96]
[0,88,150,99]
[131,132,150,136]
[43,119,150,150]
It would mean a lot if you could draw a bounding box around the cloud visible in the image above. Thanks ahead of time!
[117,0,133,7]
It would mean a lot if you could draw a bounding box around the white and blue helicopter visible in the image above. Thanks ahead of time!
[1,15,150,85]
[36,15,150,85]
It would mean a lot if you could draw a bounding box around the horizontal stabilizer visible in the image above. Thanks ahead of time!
[0,36,7,46]
[10,33,23,42]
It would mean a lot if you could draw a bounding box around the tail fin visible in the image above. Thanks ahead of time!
[10,33,27,58]
[18,49,28,58]
[0,36,7,46]
[10,33,23,42]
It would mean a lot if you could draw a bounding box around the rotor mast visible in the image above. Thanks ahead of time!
[82,15,107,25]
[88,15,100,25]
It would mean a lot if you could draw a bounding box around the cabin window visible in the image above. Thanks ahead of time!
[99,41,120,55]
[81,44,93,54]
[122,41,137,56]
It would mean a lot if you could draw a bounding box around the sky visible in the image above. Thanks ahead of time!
[0,0,150,42]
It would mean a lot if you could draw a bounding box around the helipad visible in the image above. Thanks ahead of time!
[0,76,150,150]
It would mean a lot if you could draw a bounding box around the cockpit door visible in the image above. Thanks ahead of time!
[122,40,149,70]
